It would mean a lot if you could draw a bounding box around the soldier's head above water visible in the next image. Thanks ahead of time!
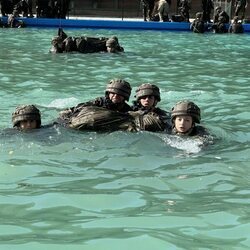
[134,83,161,109]
[171,100,201,135]
[12,105,41,130]
[105,79,132,103]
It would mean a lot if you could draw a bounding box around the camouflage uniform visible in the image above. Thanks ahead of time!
[190,12,205,33]
[58,79,133,131]
[12,105,41,128]
[131,83,171,132]
[50,28,124,54]
[214,6,230,23]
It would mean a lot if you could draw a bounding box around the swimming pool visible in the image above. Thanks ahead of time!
[0,27,250,249]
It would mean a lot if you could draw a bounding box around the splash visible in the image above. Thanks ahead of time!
[161,134,206,154]
[46,97,79,109]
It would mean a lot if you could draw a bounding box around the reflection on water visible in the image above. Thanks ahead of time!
[0,28,250,249]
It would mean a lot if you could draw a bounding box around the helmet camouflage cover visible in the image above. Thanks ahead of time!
[135,83,161,102]
[51,36,63,46]
[12,104,41,127]
[105,79,132,101]
[171,101,201,123]
[106,37,119,48]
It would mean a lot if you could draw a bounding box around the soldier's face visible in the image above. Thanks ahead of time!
[19,120,38,130]
[107,46,118,53]
[109,92,125,104]
[139,95,155,108]
[174,115,193,133]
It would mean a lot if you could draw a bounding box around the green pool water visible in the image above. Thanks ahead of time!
[0,27,250,249]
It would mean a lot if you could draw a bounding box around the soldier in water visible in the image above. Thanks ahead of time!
[130,83,171,132]
[12,105,41,130]
[190,12,206,33]
[58,79,135,131]
[171,100,208,137]
[105,37,124,53]
[50,28,124,54]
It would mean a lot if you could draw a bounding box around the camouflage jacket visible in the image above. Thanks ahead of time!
[58,96,132,125]
[130,103,171,132]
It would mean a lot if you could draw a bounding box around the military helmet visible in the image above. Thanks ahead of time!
[106,37,119,48]
[51,36,63,45]
[105,79,132,101]
[171,101,201,123]
[135,83,161,102]
[12,105,41,127]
